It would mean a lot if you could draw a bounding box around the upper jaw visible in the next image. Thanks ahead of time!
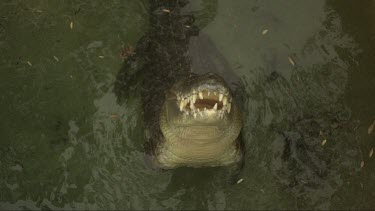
[174,84,233,120]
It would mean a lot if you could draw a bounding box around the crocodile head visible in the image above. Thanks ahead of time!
[157,73,243,168]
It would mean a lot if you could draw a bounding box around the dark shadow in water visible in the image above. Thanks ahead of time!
[326,0,375,209]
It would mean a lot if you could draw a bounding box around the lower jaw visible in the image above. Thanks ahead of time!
[165,124,230,139]
[155,140,241,168]
[156,103,242,168]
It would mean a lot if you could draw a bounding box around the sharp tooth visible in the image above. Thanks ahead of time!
[192,94,197,104]
[208,91,210,96]
[190,101,195,110]
[227,103,231,113]
[179,100,184,111]
[193,113,197,119]
[223,97,227,106]
[199,92,203,100]
[219,93,223,101]
[213,103,217,111]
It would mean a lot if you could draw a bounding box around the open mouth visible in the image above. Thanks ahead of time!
[176,88,232,119]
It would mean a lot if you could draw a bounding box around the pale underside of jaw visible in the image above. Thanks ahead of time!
[176,89,232,120]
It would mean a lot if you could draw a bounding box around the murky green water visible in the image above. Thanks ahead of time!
[1,0,374,209]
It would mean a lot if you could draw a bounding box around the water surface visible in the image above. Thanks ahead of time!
[1,0,374,209]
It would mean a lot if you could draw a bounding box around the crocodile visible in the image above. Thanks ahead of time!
[114,0,244,170]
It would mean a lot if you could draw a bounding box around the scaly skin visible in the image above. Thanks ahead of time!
[156,102,243,168]
[144,73,244,169]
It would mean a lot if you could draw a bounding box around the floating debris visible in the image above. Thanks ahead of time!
[321,139,327,146]
[27,61,32,66]
[236,178,243,184]
[368,120,375,134]
[36,10,43,13]
[262,29,269,35]
[53,56,59,62]
[162,9,171,13]
[70,21,74,29]
[98,56,104,59]
[110,114,118,118]
[288,57,295,66]
[369,148,374,158]
[120,45,136,59]
[360,161,365,168]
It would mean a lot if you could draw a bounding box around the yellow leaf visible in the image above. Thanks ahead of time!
[288,57,295,66]
[53,56,59,62]
[368,120,375,134]
[27,61,32,66]
[236,178,243,184]
[369,148,374,158]
[321,139,327,146]
[162,9,170,13]
[98,56,104,59]
[262,29,269,35]
[70,21,74,29]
